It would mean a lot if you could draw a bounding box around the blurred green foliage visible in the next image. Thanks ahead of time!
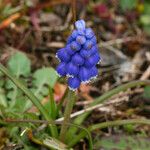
[94,136,150,150]
[143,86,150,99]
[120,0,138,11]
[140,1,150,34]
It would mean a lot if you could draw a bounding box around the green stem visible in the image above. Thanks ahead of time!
[4,118,93,149]
[0,63,58,137]
[69,119,150,147]
[59,90,76,142]
[67,80,150,139]
[72,0,76,25]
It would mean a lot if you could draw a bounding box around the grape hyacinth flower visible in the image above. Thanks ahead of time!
[56,20,100,90]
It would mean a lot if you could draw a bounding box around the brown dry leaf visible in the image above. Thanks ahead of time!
[54,83,67,102]
[34,0,71,11]
[0,128,7,148]
[28,83,67,113]
[40,13,62,27]
[126,40,142,55]
[79,84,94,101]
[0,13,21,30]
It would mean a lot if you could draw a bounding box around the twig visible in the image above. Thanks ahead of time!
[100,44,128,59]
[100,37,134,47]
[56,80,150,122]
[140,65,150,80]
[72,0,76,25]
[46,42,65,48]
[5,118,54,124]
[34,0,71,11]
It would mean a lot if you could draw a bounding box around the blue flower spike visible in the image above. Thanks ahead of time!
[56,20,101,91]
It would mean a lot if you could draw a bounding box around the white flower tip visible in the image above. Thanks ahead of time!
[66,74,74,78]
[91,75,98,80]
[68,86,77,91]
[81,79,91,84]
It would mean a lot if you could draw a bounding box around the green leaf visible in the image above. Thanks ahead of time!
[140,15,150,25]
[6,52,31,107]
[0,72,4,87]
[2,4,21,17]
[49,87,58,119]
[143,2,150,14]
[0,88,7,107]
[23,112,39,120]
[143,86,150,99]
[7,52,31,77]
[12,96,29,112]
[143,25,150,35]
[5,79,17,89]
[140,2,150,35]
[94,136,150,150]
[0,71,3,77]
[32,67,58,97]
[5,79,25,107]
[0,78,4,87]
[123,124,135,133]
[44,87,58,119]
[25,67,58,110]
[120,0,137,11]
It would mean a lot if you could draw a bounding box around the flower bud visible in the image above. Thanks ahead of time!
[76,35,86,45]
[71,30,78,38]
[72,53,84,66]
[90,45,99,55]
[80,49,89,58]
[90,66,98,78]
[67,35,74,44]
[80,46,99,58]
[67,62,79,76]
[56,48,70,62]
[85,28,94,39]
[66,45,76,55]
[83,40,93,49]
[70,41,81,51]
[91,36,97,45]
[56,62,66,76]
[68,77,81,90]
[79,67,91,82]
[75,20,86,30]
[77,30,85,36]
[84,53,100,67]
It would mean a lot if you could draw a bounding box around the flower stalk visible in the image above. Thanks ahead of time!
[59,90,76,142]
